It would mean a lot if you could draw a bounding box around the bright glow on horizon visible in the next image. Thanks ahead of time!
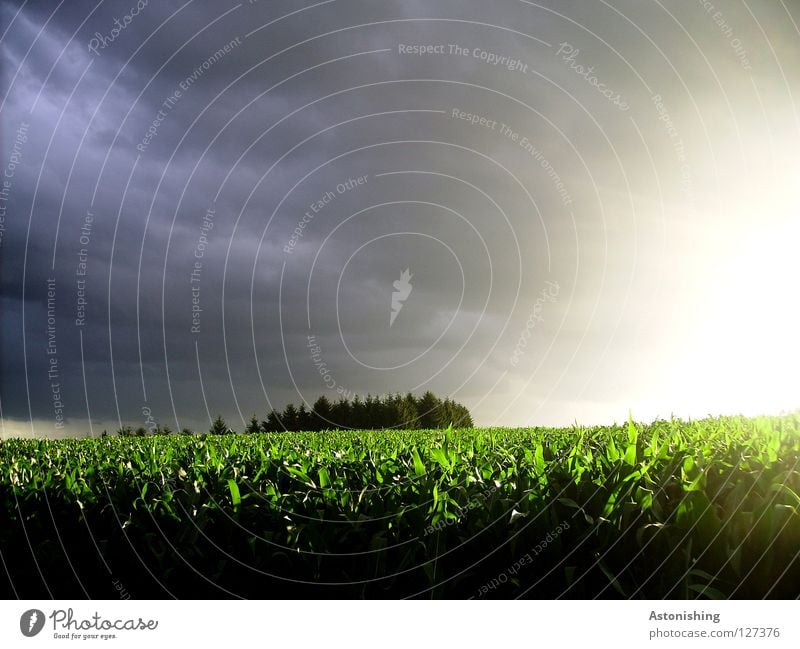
[646,151,800,421]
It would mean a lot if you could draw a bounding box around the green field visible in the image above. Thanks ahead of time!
[1,414,798,598]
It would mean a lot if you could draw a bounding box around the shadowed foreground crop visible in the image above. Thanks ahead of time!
[1,414,798,599]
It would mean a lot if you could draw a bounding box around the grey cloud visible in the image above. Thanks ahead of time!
[2,0,798,436]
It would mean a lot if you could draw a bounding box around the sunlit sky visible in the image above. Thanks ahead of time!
[1,0,798,437]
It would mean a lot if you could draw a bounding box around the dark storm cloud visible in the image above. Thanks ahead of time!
[2,0,798,436]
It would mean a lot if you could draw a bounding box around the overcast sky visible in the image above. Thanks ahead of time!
[1,0,798,437]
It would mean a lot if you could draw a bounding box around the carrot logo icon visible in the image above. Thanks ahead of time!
[20,609,45,637]
[390,268,413,326]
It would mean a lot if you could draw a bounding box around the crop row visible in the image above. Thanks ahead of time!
[1,415,798,598]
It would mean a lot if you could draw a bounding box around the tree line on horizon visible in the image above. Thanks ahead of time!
[115,391,473,436]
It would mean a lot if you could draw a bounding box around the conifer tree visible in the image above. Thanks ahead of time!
[312,395,333,431]
[246,414,261,434]
[209,415,228,435]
